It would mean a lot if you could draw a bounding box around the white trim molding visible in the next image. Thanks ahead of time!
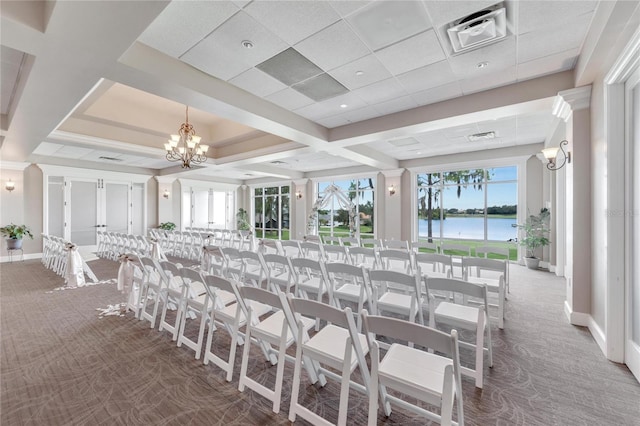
[0,252,42,263]
[553,86,592,122]
[0,161,31,171]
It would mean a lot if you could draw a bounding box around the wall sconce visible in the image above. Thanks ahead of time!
[295,191,303,200]
[5,180,15,192]
[388,184,396,196]
[542,140,571,171]
[163,189,170,199]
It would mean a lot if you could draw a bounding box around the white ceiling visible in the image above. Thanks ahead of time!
[0,0,603,182]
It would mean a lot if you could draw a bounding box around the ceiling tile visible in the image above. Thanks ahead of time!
[396,60,457,93]
[346,1,432,51]
[351,78,408,104]
[373,94,419,116]
[460,65,517,95]
[329,1,371,18]
[231,0,251,8]
[447,37,516,79]
[442,124,480,140]
[316,115,351,128]
[294,101,335,121]
[423,0,499,26]
[54,146,94,159]
[295,20,370,72]
[375,29,446,75]
[229,67,288,97]
[32,142,63,156]
[138,1,240,58]
[517,48,579,82]
[244,1,340,45]
[315,91,368,112]
[256,48,323,86]
[411,81,463,106]
[518,1,598,35]
[517,12,593,63]
[291,73,349,101]
[389,137,420,147]
[328,54,392,90]
[181,11,288,81]
[266,88,314,110]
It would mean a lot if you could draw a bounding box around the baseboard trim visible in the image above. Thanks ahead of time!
[0,253,43,263]
[564,300,608,357]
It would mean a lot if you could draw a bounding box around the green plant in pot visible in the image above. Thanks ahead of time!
[0,224,34,250]
[158,222,176,231]
[236,208,251,231]
[517,208,550,269]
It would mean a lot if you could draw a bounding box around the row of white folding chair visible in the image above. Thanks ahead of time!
[97,231,150,260]
[41,234,69,276]
[134,256,470,424]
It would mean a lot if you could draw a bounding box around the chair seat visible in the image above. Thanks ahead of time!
[216,289,237,305]
[379,343,453,399]
[467,276,501,291]
[378,292,414,311]
[435,301,479,326]
[254,310,315,344]
[421,271,449,280]
[298,276,326,294]
[334,283,362,300]
[304,324,369,369]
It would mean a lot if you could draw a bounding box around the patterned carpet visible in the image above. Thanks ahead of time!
[1,258,639,425]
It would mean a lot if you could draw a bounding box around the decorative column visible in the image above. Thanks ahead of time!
[154,177,174,225]
[380,169,404,241]
[552,86,592,325]
[292,179,309,240]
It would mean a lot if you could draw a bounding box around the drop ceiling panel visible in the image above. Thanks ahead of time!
[181,11,288,81]
[266,88,315,110]
[244,1,340,45]
[374,95,419,116]
[517,12,593,63]
[423,0,501,26]
[317,105,381,128]
[295,21,370,72]
[256,48,324,86]
[411,81,463,106]
[396,60,457,93]
[374,30,445,75]
[517,48,579,81]
[352,78,408,105]
[346,0,432,51]
[229,67,288,97]
[460,66,517,95]
[328,55,392,90]
[518,1,597,35]
[446,38,516,79]
[138,1,240,58]
[291,73,349,102]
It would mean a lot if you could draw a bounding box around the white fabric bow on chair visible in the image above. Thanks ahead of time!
[64,243,86,288]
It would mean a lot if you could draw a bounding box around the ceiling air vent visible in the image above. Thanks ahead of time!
[468,131,496,142]
[447,5,507,53]
[98,156,123,162]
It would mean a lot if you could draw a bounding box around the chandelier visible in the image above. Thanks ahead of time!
[164,105,209,168]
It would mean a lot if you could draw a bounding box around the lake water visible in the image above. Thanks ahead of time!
[418,217,517,241]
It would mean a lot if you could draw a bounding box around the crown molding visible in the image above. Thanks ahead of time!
[553,86,592,121]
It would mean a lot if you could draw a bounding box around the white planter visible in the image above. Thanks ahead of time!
[6,238,23,250]
[523,257,540,269]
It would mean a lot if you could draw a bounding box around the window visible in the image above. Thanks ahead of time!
[417,166,517,245]
[253,185,290,240]
[315,178,375,240]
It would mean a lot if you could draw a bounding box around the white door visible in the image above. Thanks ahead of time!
[104,182,130,234]
[626,66,640,382]
[68,179,99,246]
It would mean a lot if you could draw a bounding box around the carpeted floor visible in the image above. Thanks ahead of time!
[1,257,639,425]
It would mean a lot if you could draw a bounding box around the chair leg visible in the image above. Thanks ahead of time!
[475,316,485,389]
[368,344,379,426]
[337,339,353,426]
[288,326,305,423]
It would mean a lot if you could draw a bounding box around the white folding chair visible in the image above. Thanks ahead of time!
[462,257,507,329]
[299,241,324,261]
[176,268,212,359]
[202,275,271,382]
[347,246,379,269]
[290,257,332,305]
[382,239,410,251]
[326,262,374,331]
[411,240,440,254]
[339,236,360,247]
[238,286,317,414]
[158,261,186,341]
[201,245,227,277]
[440,243,471,278]
[476,245,511,293]
[280,239,302,257]
[362,310,464,426]
[322,243,350,264]
[258,238,281,255]
[323,235,342,245]
[263,253,295,294]
[368,269,424,325]
[427,277,493,389]
[238,250,268,288]
[415,252,453,280]
[288,297,370,426]
[361,238,382,248]
[138,257,166,328]
[220,246,243,281]
[377,249,414,274]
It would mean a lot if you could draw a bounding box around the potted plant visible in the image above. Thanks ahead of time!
[0,224,34,250]
[517,209,550,269]
[236,208,251,231]
[158,222,176,231]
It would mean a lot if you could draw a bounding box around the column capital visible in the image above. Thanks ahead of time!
[154,176,175,184]
[552,85,591,121]
[380,169,404,178]
[293,179,310,187]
